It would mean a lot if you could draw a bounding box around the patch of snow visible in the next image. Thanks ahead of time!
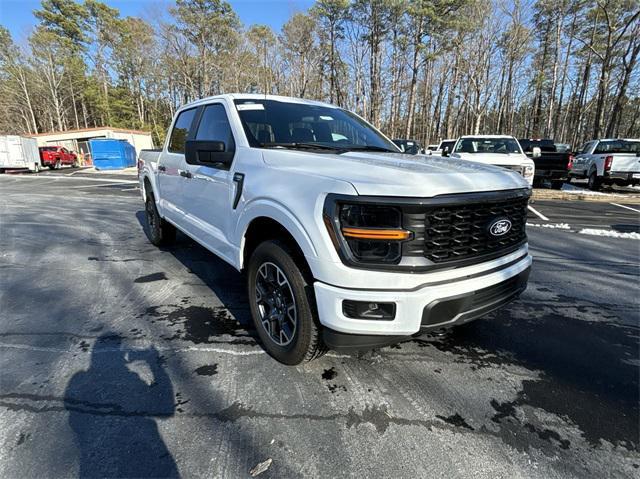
[527,222,571,229]
[561,184,611,196]
[578,228,640,240]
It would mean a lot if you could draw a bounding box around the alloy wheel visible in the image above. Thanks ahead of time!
[255,262,297,346]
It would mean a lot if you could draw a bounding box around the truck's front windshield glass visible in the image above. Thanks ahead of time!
[455,138,522,154]
[233,99,398,153]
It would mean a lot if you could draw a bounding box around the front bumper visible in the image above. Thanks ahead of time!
[314,252,532,339]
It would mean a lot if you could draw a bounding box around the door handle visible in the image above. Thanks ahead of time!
[158,165,166,172]
[179,170,192,179]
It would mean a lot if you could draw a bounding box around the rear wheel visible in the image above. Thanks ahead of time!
[247,240,325,365]
[551,180,564,189]
[144,192,176,246]
[587,171,601,191]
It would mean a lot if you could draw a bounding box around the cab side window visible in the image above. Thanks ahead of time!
[195,104,236,152]
[580,141,594,155]
[168,108,197,153]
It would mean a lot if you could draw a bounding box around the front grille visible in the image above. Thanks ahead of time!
[402,190,529,266]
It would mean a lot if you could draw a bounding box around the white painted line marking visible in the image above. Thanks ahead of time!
[610,203,640,213]
[4,175,138,184]
[527,205,549,221]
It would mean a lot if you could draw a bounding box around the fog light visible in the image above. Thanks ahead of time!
[342,300,396,320]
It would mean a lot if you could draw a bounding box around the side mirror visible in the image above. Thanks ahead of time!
[532,146,541,158]
[185,140,234,168]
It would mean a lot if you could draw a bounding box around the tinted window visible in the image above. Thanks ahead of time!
[594,140,640,154]
[440,140,455,151]
[518,139,555,152]
[233,99,397,152]
[195,104,235,151]
[168,108,197,153]
[454,137,522,154]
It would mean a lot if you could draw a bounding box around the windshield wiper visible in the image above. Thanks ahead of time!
[339,145,397,153]
[260,142,345,152]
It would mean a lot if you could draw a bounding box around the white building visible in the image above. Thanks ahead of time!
[29,127,154,162]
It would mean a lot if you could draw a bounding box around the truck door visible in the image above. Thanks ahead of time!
[180,102,237,263]
[157,107,197,228]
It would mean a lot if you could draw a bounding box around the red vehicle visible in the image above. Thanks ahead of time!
[38,146,79,169]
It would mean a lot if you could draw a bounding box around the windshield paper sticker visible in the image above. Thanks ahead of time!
[236,103,265,111]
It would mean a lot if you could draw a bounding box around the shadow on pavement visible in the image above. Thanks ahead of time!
[64,334,179,478]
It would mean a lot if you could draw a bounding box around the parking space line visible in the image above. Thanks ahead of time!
[528,205,549,221]
[610,202,640,214]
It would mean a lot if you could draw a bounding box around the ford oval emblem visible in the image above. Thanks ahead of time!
[489,218,512,236]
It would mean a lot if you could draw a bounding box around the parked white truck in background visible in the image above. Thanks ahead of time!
[448,135,535,186]
[138,94,532,365]
[568,138,640,190]
[0,135,41,173]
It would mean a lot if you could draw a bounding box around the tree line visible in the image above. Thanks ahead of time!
[0,0,638,149]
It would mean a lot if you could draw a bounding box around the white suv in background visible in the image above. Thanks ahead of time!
[450,135,535,186]
[569,138,640,190]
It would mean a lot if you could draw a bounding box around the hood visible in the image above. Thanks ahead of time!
[453,152,534,166]
[261,150,529,197]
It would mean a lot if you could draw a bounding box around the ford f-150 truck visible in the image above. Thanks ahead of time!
[449,135,535,185]
[138,94,532,364]
[518,138,573,188]
[568,138,640,190]
[39,146,79,169]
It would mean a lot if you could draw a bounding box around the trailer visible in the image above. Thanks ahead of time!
[0,135,42,173]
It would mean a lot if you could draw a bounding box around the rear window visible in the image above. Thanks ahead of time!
[168,108,197,153]
[40,147,57,151]
[594,140,640,154]
[518,139,555,152]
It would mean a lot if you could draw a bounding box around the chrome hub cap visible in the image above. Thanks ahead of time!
[255,262,297,346]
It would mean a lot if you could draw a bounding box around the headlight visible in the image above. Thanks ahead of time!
[524,165,534,177]
[325,201,412,265]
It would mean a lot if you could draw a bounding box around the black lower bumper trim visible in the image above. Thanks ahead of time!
[420,266,530,329]
[322,329,409,351]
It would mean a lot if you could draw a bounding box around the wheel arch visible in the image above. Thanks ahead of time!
[239,212,317,278]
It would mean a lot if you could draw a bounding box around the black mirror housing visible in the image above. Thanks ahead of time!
[185,140,234,168]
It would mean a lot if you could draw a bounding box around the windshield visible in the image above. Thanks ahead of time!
[233,99,398,153]
[455,137,522,154]
[594,140,640,154]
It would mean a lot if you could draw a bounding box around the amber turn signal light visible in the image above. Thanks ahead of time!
[341,227,411,240]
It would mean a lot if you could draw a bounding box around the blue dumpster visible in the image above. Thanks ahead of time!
[89,139,136,170]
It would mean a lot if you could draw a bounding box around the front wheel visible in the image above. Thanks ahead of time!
[55,160,61,170]
[144,192,176,246]
[72,160,79,168]
[247,240,325,365]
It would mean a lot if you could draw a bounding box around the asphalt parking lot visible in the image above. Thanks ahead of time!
[1,173,638,478]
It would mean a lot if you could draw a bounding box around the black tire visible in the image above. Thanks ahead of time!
[551,180,564,189]
[144,191,176,246]
[72,161,79,168]
[247,240,325,365]
[48,165,55,170]
[587,171,601,191]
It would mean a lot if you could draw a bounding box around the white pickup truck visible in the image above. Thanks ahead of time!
[449,135,535,186]
[138,94,532,365]
[568,138,640,190]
